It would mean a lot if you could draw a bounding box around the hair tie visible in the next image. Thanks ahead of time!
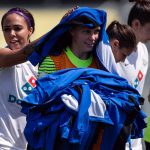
[7,10,32,27]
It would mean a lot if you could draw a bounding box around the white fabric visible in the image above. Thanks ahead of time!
[61,94,79,111]
[0,62,38,150]
[125,138,143,150]
[61,90,106,118]
[96,41,119,75]
[89,90,106,118]
[117,42,149,149]
[117,42,149,95]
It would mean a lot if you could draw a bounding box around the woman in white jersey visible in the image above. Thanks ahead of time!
[0,7,37,149]
[116,0,150,149]
[106,20,136,63]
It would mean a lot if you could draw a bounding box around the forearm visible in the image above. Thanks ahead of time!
[0,38,39,67]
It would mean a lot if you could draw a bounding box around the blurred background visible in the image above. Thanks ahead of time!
[0,0,150,138]
[0,0,128,46]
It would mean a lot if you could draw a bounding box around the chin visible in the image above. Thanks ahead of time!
[86,47,93,52]
[11,46,21,50]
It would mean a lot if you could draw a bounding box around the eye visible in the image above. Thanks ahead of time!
[83,29,91,34]
[3,27,11,32]
[94,29,100,35]
[2,25,23,32]
[14,26,23,32]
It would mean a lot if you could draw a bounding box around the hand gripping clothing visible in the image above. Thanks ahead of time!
[28,7,118,75]
[21,68,146,150]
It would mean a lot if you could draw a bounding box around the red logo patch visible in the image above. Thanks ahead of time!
[28,76,36,87]
[138,70,143,81]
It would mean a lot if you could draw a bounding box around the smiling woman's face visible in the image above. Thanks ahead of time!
[2,13,33,50]
[70,26,100,59]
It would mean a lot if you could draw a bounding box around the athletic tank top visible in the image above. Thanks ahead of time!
[38,47,99,77]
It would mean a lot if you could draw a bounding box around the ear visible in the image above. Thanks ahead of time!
[28,27,33,36]
[131,19,141,30]
[110,39,119,51]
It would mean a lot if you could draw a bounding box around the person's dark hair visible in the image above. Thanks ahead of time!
[106,20,136,49]
[128,0,150,26]
[1,7,35,33]
[61,5,79,21]
[69,16,99,28]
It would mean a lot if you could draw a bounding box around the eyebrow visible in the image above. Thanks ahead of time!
[3,24,23,27]
[95,28,101,31]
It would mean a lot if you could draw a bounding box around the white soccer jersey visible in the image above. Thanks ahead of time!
[0,61,37,150]
[117,42,149,95]
[117,42,149,150]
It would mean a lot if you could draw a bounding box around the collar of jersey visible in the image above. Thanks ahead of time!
[65,46,93,68]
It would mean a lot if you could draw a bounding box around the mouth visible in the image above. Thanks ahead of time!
[85,42,95,48]
[9,40,20,49]
[10,39,20,45]
[10,40,19,44]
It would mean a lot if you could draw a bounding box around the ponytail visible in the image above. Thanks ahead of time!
[106,20,136,50]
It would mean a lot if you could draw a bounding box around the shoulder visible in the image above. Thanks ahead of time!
[20,61,38,74]
[137,42,148,54]
[126,42,148,61]
[137,42,149,62]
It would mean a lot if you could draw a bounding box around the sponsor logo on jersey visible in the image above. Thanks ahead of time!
[8,95,22,105]
[8,76,37,104]
[134,70,143,88]
[22,76,36,94]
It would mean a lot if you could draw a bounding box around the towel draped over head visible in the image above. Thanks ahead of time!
[28,6,118,74]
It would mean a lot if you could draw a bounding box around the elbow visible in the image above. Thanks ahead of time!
[0,59,11,67]
[0,58,6,67]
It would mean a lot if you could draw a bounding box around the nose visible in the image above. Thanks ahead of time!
[121,56,126,62]
[10,29,16,36]
[89,33,96,41]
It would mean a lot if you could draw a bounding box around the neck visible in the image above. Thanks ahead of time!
[70,45,91,60]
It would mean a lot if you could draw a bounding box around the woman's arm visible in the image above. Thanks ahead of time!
[0,38,39,67]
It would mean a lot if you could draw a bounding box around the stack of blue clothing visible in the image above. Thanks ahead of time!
[21,68,146,150]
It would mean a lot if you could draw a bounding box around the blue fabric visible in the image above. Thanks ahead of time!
[27,7,108,66]
[21,68,146,150]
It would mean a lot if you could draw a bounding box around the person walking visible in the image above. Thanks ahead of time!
[117,0,150,149]
[0,7,38,149]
